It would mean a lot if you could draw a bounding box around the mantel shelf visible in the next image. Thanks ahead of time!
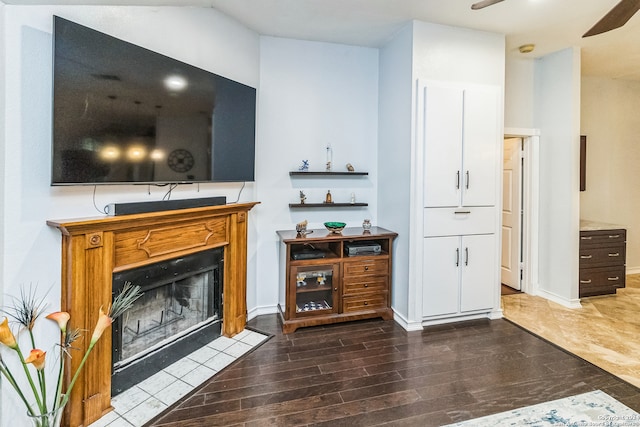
[289,203,368,208]
[289,171,368,176]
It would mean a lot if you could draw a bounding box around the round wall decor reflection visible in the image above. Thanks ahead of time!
[167,149,195,173]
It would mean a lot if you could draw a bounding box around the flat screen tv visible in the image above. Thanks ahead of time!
[51,16,256,185]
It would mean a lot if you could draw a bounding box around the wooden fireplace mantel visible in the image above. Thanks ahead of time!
[47,201,259,427]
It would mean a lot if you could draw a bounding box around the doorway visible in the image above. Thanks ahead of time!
[502,137,523,291]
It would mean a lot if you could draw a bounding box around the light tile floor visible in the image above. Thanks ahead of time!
[502,274,640,388]
[89,329,269,427]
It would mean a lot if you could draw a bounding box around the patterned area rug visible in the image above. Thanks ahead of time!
[444,390,640,426]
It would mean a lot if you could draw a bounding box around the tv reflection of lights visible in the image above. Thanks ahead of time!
[126,145,147,161]
[100,145,120,161]
[150,149,165,161]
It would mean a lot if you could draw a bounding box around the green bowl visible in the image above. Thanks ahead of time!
[324,222,346,233]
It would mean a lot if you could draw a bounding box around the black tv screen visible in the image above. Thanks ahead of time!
[51,16,256,185]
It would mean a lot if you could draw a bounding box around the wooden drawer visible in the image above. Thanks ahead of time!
[342,293,388,313]
[579,265,626,297]
[343,258,389,277]
[579,244,625,268]
[343,276,388,296]
[580,229,626,248]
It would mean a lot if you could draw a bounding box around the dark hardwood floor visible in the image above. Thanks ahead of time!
[149,315,640,426]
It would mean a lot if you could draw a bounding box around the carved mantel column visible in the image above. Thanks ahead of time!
[47,202,259,427]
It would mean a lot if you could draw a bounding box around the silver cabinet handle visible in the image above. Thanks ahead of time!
[580,255,593,259]
[465,170,469,189]
[608,277,620,281]
[581,236,592,240]
[609,234,621,238]
[454,210,471,215]
[456,171,460,189]
[465,247,469,266]
[608,253,620,257]
[580,279,592,284]
[455,248,459,266]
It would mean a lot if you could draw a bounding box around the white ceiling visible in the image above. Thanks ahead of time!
[5,0,640,80]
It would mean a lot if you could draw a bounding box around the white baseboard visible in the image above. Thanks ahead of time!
[392,310,423,331]
[626,266,640,275]
[534,288,582,309]
[421,311,495,327]
[247,305,278,321]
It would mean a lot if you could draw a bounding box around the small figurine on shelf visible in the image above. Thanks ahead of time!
[350,192,356,204]
[298,160,309,171]
[317,273,326,285]
[296,219,312,236]
[325,190,333,204]
[326,144,333,171]
[296,272,307,287]
[346,163,355,172]
[362,219,372,232]
[299,190,307,204]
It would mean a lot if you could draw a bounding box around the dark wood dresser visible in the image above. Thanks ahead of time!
[579,221,626,297]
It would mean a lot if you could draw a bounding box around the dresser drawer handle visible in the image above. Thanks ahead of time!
[454,210,471,215]
[608,253,620,257]
[580,255,593,259]
[364,301,368,305]
[580,279,592,284]
[609,234,621,238]
[364,266,369,271]
[581,236,592,240]
[364,283,369,288]
[608,277,620,281]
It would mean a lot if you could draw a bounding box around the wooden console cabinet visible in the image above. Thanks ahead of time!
[276,227,397,333]
[579,225,626,297]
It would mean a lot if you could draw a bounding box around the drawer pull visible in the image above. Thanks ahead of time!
[364,283,369,288]
[609,234,621,238]
[456,171,460,189]
[364,266,369,271]
[454,210,471,215]
[608,277,620,281]
[334,287,338,291]
[364,301,368,306]
[580,255,593,259]
[608,253,620,257]
[581,236,592,240]
[580,279,592,284]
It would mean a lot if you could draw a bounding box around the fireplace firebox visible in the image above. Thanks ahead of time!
[111,248,223,395]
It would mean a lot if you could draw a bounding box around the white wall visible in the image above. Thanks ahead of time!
[534,47,582,304]
[377,23,413,322]
[581,77,640,271]
[505,57,535,129]
[0,6,259,425]
[254,36,379,315]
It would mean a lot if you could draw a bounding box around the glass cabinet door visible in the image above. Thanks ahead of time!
[290,264,338,317]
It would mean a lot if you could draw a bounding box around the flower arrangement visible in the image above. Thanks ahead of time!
[0,283,142,427]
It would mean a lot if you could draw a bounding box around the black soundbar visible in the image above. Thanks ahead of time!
[105,196,227,216]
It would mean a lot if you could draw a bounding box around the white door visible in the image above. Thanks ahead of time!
[460,234,496,312]
[501,138,522,290]
[423,236,460,316]
[423,85,464,208]
[462,86,500,207]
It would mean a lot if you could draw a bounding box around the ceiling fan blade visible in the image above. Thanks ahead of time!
[471,0,505,10]
[583,0,640,37]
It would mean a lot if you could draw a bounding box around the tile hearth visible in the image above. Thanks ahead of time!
[89,329,269,427]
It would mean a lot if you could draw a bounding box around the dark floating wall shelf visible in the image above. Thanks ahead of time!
[289,171,368,176]
[289,203,368,208]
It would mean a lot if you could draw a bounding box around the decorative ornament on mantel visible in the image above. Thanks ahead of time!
[0,284,143,427]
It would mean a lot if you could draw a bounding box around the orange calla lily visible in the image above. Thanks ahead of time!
[46,311,70,333]
[0,317,17,349]
[90,308,113,344]
[25,349,46,371]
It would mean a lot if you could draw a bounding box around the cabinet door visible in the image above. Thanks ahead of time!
[289,264,339,318]
[460,234,496,312]
[423,236,460,317]
[461,87,499,207]
[423,85,464,208]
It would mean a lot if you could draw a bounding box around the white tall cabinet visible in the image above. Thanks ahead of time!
[420,82,501,322]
